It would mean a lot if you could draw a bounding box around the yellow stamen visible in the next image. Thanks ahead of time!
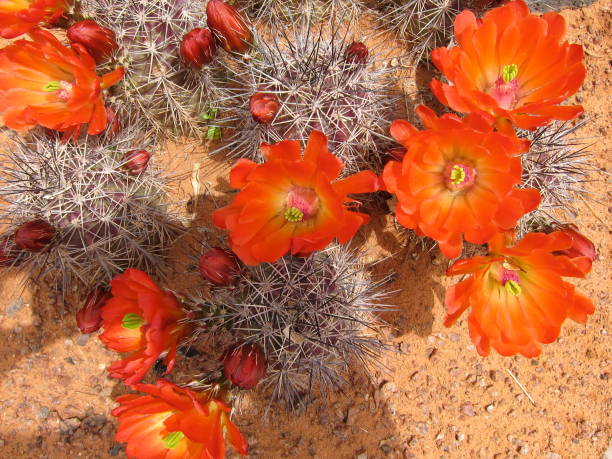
[284,207,304,222]
[450,165,466,185]
[502,64,519,83]
[43,81,61,92]
[504,280,522,296]
[162,431,185,449]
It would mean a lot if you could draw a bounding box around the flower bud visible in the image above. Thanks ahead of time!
[180,28,217,69]
[0,236,20,267]
[223,342,267,389]
[206,0,253,53]
[249,93,279,124]
[344,42,368,66]
[123,150,151,176]
[67,20,118,63]
[14,220,55,252]
[105,106,122,137]
[199,247,240,286]
[555,224,596,262]
[76,287,111,334]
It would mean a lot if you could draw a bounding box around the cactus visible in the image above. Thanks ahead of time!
[80,0,225,140]
[193,245,393,410]
[211,16,399,174]
[518,119,596,237]
[238,0,365,23]
[0,129,182,294]
[376,0,460,63]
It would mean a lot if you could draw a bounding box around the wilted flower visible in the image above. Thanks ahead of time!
[76,287,111,334]
[554,224,596,264]
[382,105,540,258]
[213,131,379,265]
[344,42,368,65]
[0,0,70,39]
[14,219,55,252]
[99,269,189,384]
[113,379,248,458]
[67,19,118,62]
[223,342,267,389]
[180,28,217,68]
[430,0,585,130]
[445,231,595,357]
[123,150,151,176]
[0,29,124,135]
[104,106,121,137]
[199,247,239,286]
[206,0,253,53]
[249,92,279,124]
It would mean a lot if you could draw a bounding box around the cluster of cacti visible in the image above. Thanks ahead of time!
[194,245,392,409]
[80,0,225,140]
[0,130,181,292]
[211,16,398,174]
[0,0,602,456]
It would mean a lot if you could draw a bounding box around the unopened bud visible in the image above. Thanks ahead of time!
[67,20,118,62]
[249,93,279,124]
[206,0,253,53]
[199,247,240,286]
[344,42,368,66]
[223,342,267,389]
[180,28,217,68]
[76,287,111,334]
[123,150,151,176]
[14,220,55,252]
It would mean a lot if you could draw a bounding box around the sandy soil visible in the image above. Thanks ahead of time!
[0,1,610,458]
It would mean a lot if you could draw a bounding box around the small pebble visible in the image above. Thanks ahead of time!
[460,402,475,416]
[37,407,50,420]
[7,298,26,315]
[76,334,89,346]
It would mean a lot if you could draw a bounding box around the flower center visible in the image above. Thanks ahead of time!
[121,313,144,329]
[500,268,521,296]
[488,64,520,110]
[443,162,476,191]
[162,431,185,449]
[285,187,319,222]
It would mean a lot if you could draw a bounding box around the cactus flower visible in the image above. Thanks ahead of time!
[199,247,240,286]
[249,92,279,124]
[0,0,70,39]
[223,342,267,389]
[180,27,217,68]
[0,29,124,135]
[67,19,118,63]
[14,219,55,252]
[445,231,595,357]
[76,287,111,334]
[430,0,585,130]
[113,379,248,459]
[206,0,252,53]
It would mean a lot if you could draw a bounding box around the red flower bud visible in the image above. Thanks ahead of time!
[123,150,151,176]
[67,20,118,63]
[76,287,112,334]
[180,28,217,69]
[555,224,596,262]
[199,247,240,286]
[344,42,368,65]
[223,342,267,389]
[0,236,20,267]
[206,0,253,53]
[14,220,55,252]
[105,106,122,137]
[249,93,279,124]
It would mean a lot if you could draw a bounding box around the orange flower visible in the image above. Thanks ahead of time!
[113,379,248,459]
[382,105,540,258]
[430,0,585,130]
[0,0,70,38]
[445,231,595,357]
[99,269,189,385]
[0,28,124,135]
[213,131,379,265]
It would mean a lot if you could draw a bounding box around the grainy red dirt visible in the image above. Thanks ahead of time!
[0,2,610,458]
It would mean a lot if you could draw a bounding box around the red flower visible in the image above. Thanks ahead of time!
[445,231,595,357]
[180,28,217,68]
[553,223,596,265]
[249,92,279,124]
[206,0,252,53]
[199,247,240,286]
[113,379,248,459]
[382,105,540,258]
[0,0,70,39]
[14,219,55,252]
[430,0,585,130]
[67,19,118,63]
[99,269,189,384]
[76,287,111,334]
[123,150,151,176]
[213,131,379,265]
[223,342,267,389]
[0,29,124,135]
